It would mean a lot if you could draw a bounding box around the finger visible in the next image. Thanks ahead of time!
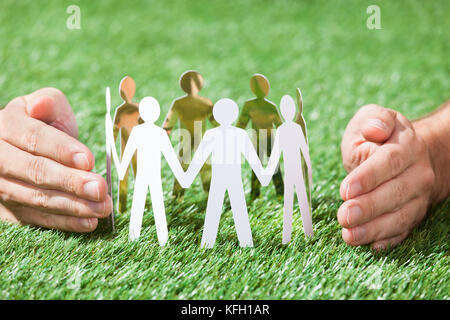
[341,197,426,246]
[12,205,98,233]
[24,88,78,138]
[338,161,434,228]
[341,105,396,171]
[0,177,112,218]
[340,118,419,200]
[0,140,107,201]
[371,232,409,251]
[0,103,94,171]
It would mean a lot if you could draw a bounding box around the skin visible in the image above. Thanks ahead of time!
[0,88,112,232]
[338,102,450,250]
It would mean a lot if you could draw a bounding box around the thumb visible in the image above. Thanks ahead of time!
[25,88,79,139]
[360,105,396,143]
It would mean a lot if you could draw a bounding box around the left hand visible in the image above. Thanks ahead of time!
[0,88,112,232]
[338,104,435,250]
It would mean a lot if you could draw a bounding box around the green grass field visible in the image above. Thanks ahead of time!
[0,0,449,299]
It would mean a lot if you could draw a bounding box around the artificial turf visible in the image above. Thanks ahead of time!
[0,0,448,299]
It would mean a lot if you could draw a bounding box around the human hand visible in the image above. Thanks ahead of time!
[338,104,435,250]
[0,88,112,232]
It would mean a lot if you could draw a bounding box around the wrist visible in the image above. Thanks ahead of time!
[413,102,450,204]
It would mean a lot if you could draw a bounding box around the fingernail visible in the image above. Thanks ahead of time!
[346,181,362,199]
[83,181,100,200]
[87,201,105,214]
[367,118,387,130]
[79,218,93,230]
[73,153,89,170]
[347,205,363,225]
[351,226,366,242]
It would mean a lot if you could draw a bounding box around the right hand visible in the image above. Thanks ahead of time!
[0,88,112,232]
[337,104,435,249]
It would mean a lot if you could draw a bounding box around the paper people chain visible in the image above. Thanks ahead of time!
[105,72,314,248]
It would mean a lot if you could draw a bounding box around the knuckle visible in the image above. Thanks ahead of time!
[61,172,81,194]
[0,184,13,204]
[65,196,81,216]
[397,211,410,232]
[23,124,40,153]
[386,148,404,176]
[54,143,68,163]
[365,195,377,220]
[415,135,427,155]
[350,142,376,170]
[44,87,64,98]
[27,157,46,185]
[360,104,381,114]
[393,181,408,207]
[421,167,435,190]
[32,189,50,209]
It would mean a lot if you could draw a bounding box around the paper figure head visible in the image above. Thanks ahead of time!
[250,74,270,99]
[139,97,160,123]
[119,76,136,102]
[180,70,204,95]
[213,98,238,125]
[280,95,296,121]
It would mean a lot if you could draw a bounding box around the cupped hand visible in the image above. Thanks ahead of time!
[0,88,112,232]
[338,104,435,250]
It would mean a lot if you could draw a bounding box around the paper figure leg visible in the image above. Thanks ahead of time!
[128,176,148,241]
[228,184,253,247]
[201,182,226,248]
[118,135,131,213]
[301,157,312,211]
[295,181,314,238]
[149,182,169,246]
[118,166,130,213]
[283,182,295,244]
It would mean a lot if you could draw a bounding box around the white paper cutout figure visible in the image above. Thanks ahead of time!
[106,91,185,245]
[103,87,115,232]
[182,98,267,248]
[263,95,313,243]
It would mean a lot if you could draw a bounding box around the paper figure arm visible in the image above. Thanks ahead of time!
[242,132,269,186]
[162,102,178,135]
[263,129,281,181]
[161,130,187,186]
[236,103,250,129]
[183,131,213,187]
[273,109,283,129]
[298,130,312,184]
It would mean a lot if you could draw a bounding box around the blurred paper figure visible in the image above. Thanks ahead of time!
[237,74,284,200]
[112,76,142,213]
[295,88,312,212]
[163,70,216,198]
